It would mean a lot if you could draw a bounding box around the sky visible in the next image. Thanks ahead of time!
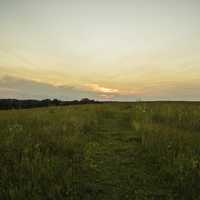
[0,0,200,101]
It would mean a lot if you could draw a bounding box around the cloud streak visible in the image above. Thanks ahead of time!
[0,75,200,101]
[0,76,138,101]
[83,83,119,94]
[0,76,95,100]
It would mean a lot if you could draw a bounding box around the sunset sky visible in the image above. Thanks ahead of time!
[0,0,200,101]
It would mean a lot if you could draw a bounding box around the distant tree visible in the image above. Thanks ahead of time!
[41,99,51,106]
[80,98,94,104]
[52,99,60,106]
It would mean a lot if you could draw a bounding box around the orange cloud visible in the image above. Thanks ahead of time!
[82,83,141,98]
[83,84,119,94]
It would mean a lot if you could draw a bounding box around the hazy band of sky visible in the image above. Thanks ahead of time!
[0,0,200,100]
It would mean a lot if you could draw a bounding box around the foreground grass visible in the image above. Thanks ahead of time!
[0,102,200,200]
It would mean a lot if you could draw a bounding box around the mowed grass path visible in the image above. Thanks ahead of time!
[0,102,200,200]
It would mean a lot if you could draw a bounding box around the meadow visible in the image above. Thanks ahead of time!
[0,102,200,200]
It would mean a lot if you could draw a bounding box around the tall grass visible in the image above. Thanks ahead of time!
[0,102,200,199]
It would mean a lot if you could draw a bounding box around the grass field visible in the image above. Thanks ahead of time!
[0,102,200,200]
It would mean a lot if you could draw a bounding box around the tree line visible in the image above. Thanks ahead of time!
[0,98,101,110]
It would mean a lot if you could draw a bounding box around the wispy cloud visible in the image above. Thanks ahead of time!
[0,76,96,100]
[83,83,119,94]
[82,83,140,96]
[0,76,138,101]
[1,75,199,101]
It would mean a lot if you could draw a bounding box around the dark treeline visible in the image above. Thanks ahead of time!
[0,98,102,110]
[1,99,199,110]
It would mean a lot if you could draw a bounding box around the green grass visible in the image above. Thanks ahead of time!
[0,102,200,200]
